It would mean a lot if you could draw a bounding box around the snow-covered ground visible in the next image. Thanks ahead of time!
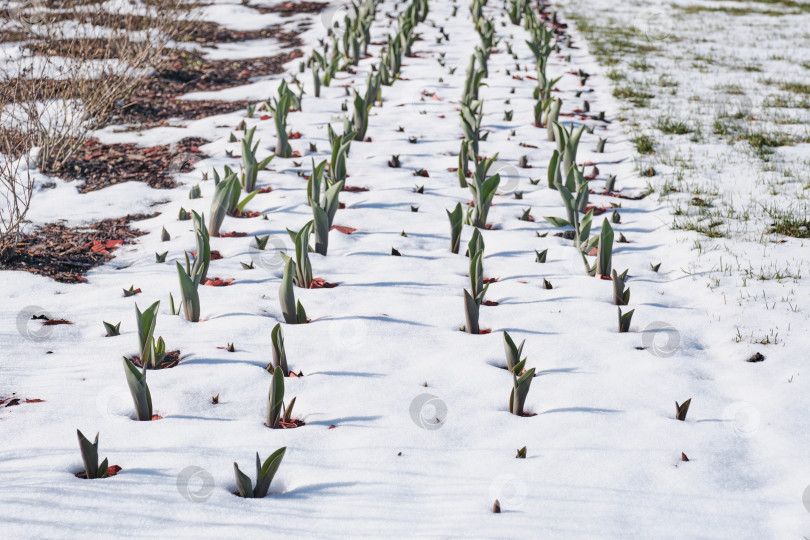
[1,0,809,537]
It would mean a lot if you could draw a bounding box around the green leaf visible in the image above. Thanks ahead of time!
[463,289,479,334]
[296,300,308,324]
[535,249,547,263]
[153,336,166,368]
[176,261,200,322]
[279,257,297,324]
[103,321,121,336]
[234,462,254,498]
[266,368,285,428]
[236,189,260,214]
[256,447,286,498]
[257,154,274,171]
[323,180,344,227]
[135,301,159,367]
[511,367,535,416]
[271,323,288,376]
[596,219,614,277]
[292,221,315,288]
[557,184,578,232]
[312,205,330,256]
[191,211,210,284]
[503,331,525,371]
[256,235,271,251]
[618,307,635,333]
[98,457,109,479]
[123,356,151,421]
[547,150,560,190]
[676,399,692,421]
[544,216,570,229]
[307,159,326,205]
[77,429,99,479]
[209,175,240,236]
[578,209,595,250]
[447,203,463,254]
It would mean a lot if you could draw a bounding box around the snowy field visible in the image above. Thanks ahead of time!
[1,0,809,538]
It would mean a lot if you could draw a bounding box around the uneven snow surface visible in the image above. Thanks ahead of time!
[1,0,808,538]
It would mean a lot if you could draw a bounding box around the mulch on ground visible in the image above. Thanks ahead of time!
[0,213,155,283]
[106,46,302,127]
[130,350,182,369]
[251,2,328,15]
[57,137,208,193]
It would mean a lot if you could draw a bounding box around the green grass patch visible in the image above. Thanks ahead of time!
[632,134,656,154]
[767,208,810,238]
[656,116,692,135]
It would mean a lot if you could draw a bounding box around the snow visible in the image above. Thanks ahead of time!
[1,0,808,538]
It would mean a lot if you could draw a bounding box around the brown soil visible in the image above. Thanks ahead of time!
[129,350,182,369]
[106,47,302,127]
[0,213,155,283]
[57,137,207,193]
[251,2,328,15]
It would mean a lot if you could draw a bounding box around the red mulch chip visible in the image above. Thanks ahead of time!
[584,205,610,216]
[233,210,262,218]
[191,250,222,260]
[309,278,337,289]
[86,239,124,254]
[204,277,234,287]
[331,225,356,234]
[41,319,73,326]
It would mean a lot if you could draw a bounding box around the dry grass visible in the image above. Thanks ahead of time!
[0,81,34,259]
[1,0,201,173]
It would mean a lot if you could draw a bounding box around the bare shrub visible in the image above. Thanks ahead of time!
[1,0,200,173]
[0,81,34,260]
